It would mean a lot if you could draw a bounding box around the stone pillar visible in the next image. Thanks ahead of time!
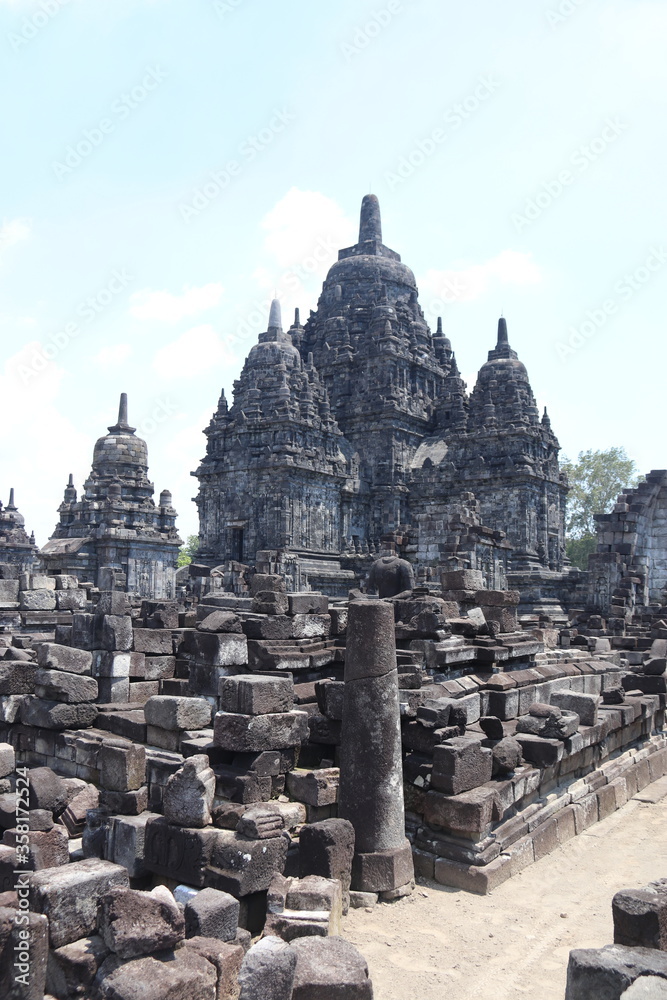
[338,600,414,898]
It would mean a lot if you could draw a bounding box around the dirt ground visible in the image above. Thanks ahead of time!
[341,778,667,1000]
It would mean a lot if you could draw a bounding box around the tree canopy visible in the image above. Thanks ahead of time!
[177,534,200,568]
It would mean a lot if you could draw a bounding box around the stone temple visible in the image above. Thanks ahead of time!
[0,488,39,573]
[42,394,181,596]
[194,195,571,609]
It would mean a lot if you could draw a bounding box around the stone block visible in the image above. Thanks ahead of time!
[237,935,296,1000]
[37,643,92,675]
[205,830,289,896]
[98,885,185,959]
[433,854,512,895]
[423,786,496,838]
[143,818,222,886]
[613,884,667,950]
[143,655,176,680]
[164,754,216,828]
[288,593,329,615]
[190,631,249,666]
[0,743,15,779]
[98,742,146,792]
[185,886,240,942]
[20,589,56,611]
[351,840,414,894]
[182,936,245,1000]
[566,944,667,999]
[55,589,87,611]
[0,661,37,695]
[96,591,128,615]
[236,805,285,840]
[97,678,130,704]
[431,737,492,794]
[488,688,520,720]
[219,674,294,716]
[4,825,69,870]
[72,613,96,650]
[0,906,48,1000]
[214,710,309,752]
[34,668,98,703]
[132,628,174,655]
[442,569,484,591]
[514,733,564,767]
[93,948,217,1000]
[198,609,243,633]
[28,766,68,812]
[286,768,339,806]
[290,614,331,639]
[20,696,97,731]
[298,818,355,913]
[29,858,129,948]
[46,934,110,1000]
[145,695,212,731]
[551,689,600,726]
[92,650,131,678]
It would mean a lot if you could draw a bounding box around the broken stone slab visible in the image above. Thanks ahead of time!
[613,883,667,950]
[34,668,98,703]
[252,591,290,616]
[206,830,289,897]
[219,674,294,716]
[0,743,15,779]
[182,936,245,1000]
[290,935,373,999]
[28,767,69,813]
[286,768,339,807]
[132,628,174,655]
[3,825,69,870]
[30,858,129,948]
[94,947,218,1000]
[298,818,355,915]
[46,934,110,1000]
[431,737,492,795]
[0,905,49,1000]
[236,804,285,840]
[37,643,93,675]
[163,754,216,828]
[145,695,212,731]
[185,886,240,942]
[237,935,297,1000]
[551,689,600,726]
[213,710,309,752]
[566,944,667,999]
[20,696,97,731]
[265,873,342,941]
[492,737,523,776]
[98,885,185,959]
[143,818,222,886]
[197,609,243,633]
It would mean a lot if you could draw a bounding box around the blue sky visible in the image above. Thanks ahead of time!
[1,0,665,544]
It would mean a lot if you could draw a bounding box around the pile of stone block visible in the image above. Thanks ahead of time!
[566,878,667,998]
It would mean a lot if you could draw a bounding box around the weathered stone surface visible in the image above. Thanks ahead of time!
[29,858,129,948]
[551,689,600,726]
[37,643,93,675]
[20,696,97,730]
[0,906,49,1000]
[492,737,523,776]
[3,825,69,870]
[286,768,339,807]
[237,935,296,1000]
[0,743,15,779]
[566,944,667,999]
[299,818,355,914]
[34,668,98,703]
[98,742,146,792]
[164,754,216,828]
[198,610,243,633]
[182,936,245,1000]
[214,710,308,752]
[613,883,667,951]
[46,934,110,999]
[206,831,289,896]
[290,935,373,999]
[219,674,294,716]
[28,767,68,813]
[98,886,185,958]
[94,947,217,1000]
[145,695,212,731]
[236,805,285,840]
[431,737,492,795]
[185,887,240,942]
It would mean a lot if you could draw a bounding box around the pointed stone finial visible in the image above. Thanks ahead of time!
[268,298,282,331]
[68,473,74,487]
[359,194,382,244]
[497,317,509,346]
[108,392,136,435]
[294,307,301,327]
[7,488,15,509]
[436,317,443,335]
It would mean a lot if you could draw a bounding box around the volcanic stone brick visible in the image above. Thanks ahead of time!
[644,658,667,676]
[338,601,413,894]
[198,610,243,633]
[20,589,56,611]
[37,643,93,675]
[288,593,329,615]
[219,674,294,716]
[315,679,344,720]
[30,858,129,948]
[185,887,240,942]
[21,695,98,730]
[236,805,285,840]
[613,884,667,950]
[98,677,131,703]
[46,934,110,1000]
[206,831,289,896]
[3,825,69,870]
[565,944,667,999]
[189,631,249,667]
[286,768,339,806]
[551,689,600,726]
[98,886,185,959]
[72,613,96,650]
[237,935,297,1000]
[93,948,217,1000]
[252,591,290,616]
[514,733,564,766]
[145,695,212,731]
[92,650,131,678]
[0,743,14,779]
[28,767,68,812]
[55,588,87,611]
[265,873,342,941]
[97,592,128,615]
[144,818,222,886]
[0,661,37,694]
[34,668,98,703]
[98,742,146,792]
[133,628,174,655]
[492,737,523,776]
[182,936,245,1000]
[0,906,49,1000]
[298,818,355,913]
[423,786,496,838]
[622,979,667,999]
[431,737,492,795]
[214,710,308,752]
[163,754,216,828]
[290,936,373,999]
[108,811,158,878]
[143,655,176,680]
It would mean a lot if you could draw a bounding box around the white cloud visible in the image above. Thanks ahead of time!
[419,250,543,306]
[94,343,133,366]
[0,218,30,252]
[152,324,232,379]
[129,282,223,324]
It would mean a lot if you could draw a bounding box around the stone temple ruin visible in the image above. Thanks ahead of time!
[1,194,667,999]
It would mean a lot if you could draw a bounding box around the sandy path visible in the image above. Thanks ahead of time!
[341,782,667,1000]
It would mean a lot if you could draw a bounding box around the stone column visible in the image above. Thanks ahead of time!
[338,600,414,898]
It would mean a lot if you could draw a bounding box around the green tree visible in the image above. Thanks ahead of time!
[562,447,639,570]
[177,534,200,568]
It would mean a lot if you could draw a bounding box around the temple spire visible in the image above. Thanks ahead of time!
[359,194,382,244]
[497,317,509,346]
[68,473,74,487]
[268,298,282,331]
[108,392,136,435]
[7,488,15,509]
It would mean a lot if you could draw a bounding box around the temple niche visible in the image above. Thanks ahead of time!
[42,394,181,598]
[193,195,573,610]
